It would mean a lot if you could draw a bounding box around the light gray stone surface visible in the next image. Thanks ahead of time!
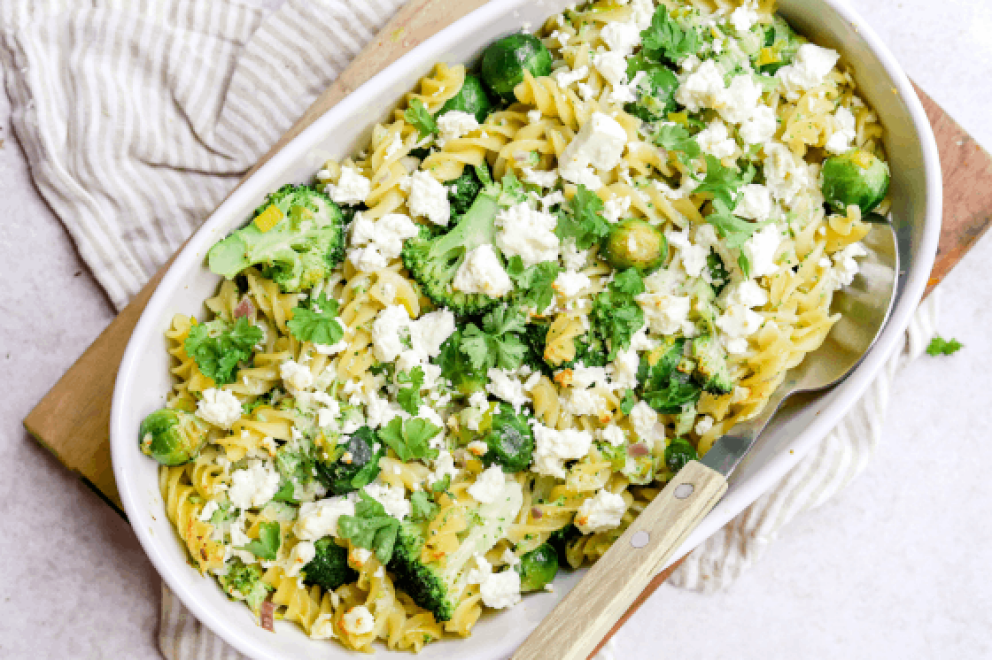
[1,1,990,658]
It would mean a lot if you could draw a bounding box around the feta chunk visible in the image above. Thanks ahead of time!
[599,424,627,447]
[666,228,708,278]
[479,569,521,609]
[553,270,591,298]
[437,110,479,145]
[830,242,868,287]
[763,142,814,205]
[629,401,660,442]
[295,496,355,540]
[675,60,725,113]
[716,75,763,125]
[609,348,639,390]
[601,20,641,56]
[280,359,313,392]
[363,482,411,520]
[716,304,764,338]
[326,166,371,206]
[495,202,560,267]
[575,490,627,534]
[468,465,506,504]
[742,224,783,277]
[825,106,857,155]
[593,51,628,88]
[531,423,594,478]
[228,460,281,510]
[486,368,529,412]
[348,212,420,272]
[453,245,513,297]
[197,388,242,429]
[341,606,375,635]
[603,195,631,223]
[553,65,589,88]
[371,305,412,363]
[776,44,840,99]
[286,540,316,577]
[410,309,456,359]
[559,112,627,183]
[522,167,559,188]
[734,184,773,221]
[724,279,769,309]
[695,121,737,159]
[636,292,693,335]
[695,415,715,435]
[405,170,451,226]
[740,106,778,145]
[729,3,759,33]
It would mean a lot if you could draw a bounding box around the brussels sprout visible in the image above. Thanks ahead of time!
[481,33,553,100]
[601,219,668,274]
[821,148,890,215]
[481,406,535,473]
[624,55,680,123]
[438,74,493,123]
[314,426,384,495]
[139,408,209,466]
[664,439,699,475]
[516,542,559,592]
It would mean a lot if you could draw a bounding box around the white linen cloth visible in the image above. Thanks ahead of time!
[0,1,939,658]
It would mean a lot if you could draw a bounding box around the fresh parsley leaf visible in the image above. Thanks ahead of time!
[410,491,438,523]
[498,171,528,207]
[652,124,702,165]
[507,257,561,312]
[620,389,637,415]
[431,474,452,494]
[287,293,344,345]
[377,417,441,462]
[555,184,610,250]
[238,521,282,561]
[208,500,233,526]
[396,367,425,415]
[641,5,699,64]
[591,269,646,360]
[926,336,964,356]
[694,155,755,208]
[639,341,702,414]
[705,200,770,278]
[461,306,529,371]
[184,317,262,385]
[272,479,298,504]
[404,98,437,140]
[611,268,646,296]
[338,492,401,564]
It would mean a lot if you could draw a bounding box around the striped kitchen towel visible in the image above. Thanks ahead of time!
[0,0,938,658]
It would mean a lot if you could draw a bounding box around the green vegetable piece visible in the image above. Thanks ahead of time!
[690,334,733,395]
[524,321,608,373]
[183,317,262,385]
[139,408,208,466]
[638,339,703,414]
[516,543,559,592]
[338,491,401,564]
[601,219,668,274]
[437,74,493,123]
[436,330,489,396]
[410,490,439,523]
[821,148,891,215]
[481,406,535,472]
[480,33,553,100]
[238,521,282,561]
[926,336,964,357]
[460,306,529,373]
[405,98,438,140]
[547,524,580,566]
[507,257,561,313]
[756,17,806,75]
[302,537,358,592]
[665,439,699,474]
[396,366,426,415]
[640,5,699,64]
[218,558,273,613]
[207,184,345,293]
[555,184,610,250]
[377,417,441,462]
[624,55,680,122]
[287,293,344,345]
[706,251,730,294]
[445,165,485,219]
[590,269,646,360]
[314,426,385,495]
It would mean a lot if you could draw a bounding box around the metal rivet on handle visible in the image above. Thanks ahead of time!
[630,531,649,548]
[674,484,694,500]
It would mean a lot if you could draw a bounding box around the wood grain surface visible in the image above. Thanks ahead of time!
[21,0,992,655]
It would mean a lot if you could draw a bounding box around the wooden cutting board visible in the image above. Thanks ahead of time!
[22,0,992,654]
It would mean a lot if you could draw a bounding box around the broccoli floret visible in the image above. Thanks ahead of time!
[388,481,523,622]
[218,558,273,614]
[445,164,485,219]
[436,330,489,396]
[208,184,345,293]
[690,334,733,395]
[437,73,493,123]
[481,406,535,472]
[624,55,679,123]
[664,439,699,475]
[401,182,503,315]
[601,219,668,274]
[139,408,208,466]
[314,426,384,495]
[480,34,553,100]
[302,537,358,592]
[516,542,559,592]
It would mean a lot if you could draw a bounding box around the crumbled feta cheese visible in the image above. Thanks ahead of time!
[593,51,628,87]
[762,142,813,205]
[430,450,461,484]
[341,606,375,636]
[776,44,840,99]
[603,195,631,223]
[601,20,641,56]
[198,500,219,522]
[569,365,610,389]
[609,348,639,390]
[280,360,313,392]
[695,415,715,435]
[453,245,513,297]
[466,440,489,457]
[553,270,591,298]
[286,540,316,577]
[559,112,627,184]
[383,134,404,160]
[743,224,783,277]
[575,490,627,534]
[831,242,868,286]
[522,167,559,188]
[716,304,764,338]
[197,388,242,428]
[715,75,763,125]
[695,121,737,159]
[825,106,857,155]
[495,202,560,267]
[326,166,371,206]
[527,109,543,123]
[228,460,281,510]
[564,388,609,418]
[599,424,627,447]
[479,569,521,609]
[531,423,594,478]
[666,229,709,278]
[560,164,603,190]
[729,3,758,33]
[410,309,456,360]
[406,170,451,226]
[468,465,506,503]
[676,60,725,112]
[295,496,355,540]
[437,110,479,145]
[735,184,773,221]
[363,482,411,520]
[724,279,769,308]
[637,292,693,335]
[560,240,590,270]
[553,65,589,88]
[371,305,412,363]
[486,368,529,412]
[317,399,341,428]
[348,212,420,272]
[740,106,778,145]
[629,401,660,442]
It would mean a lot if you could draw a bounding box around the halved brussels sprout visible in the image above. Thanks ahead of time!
[821,148,890,215]
[624,55,680,123]
[481,33,553,100]
[601,219,668,274]
[438,74,493,123]
[516,542,559,592]
[139,408,208,466]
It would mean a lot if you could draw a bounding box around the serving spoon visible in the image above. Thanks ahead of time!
[512,220,899,660]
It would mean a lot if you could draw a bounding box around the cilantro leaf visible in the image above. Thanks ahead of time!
[396,367,425,415]
[272,479,298,504]
[694,155,755,208]
[377,417,441,462]
[652,124,702,165]
[926,336,964,356]
[461,306,529,371]
[238,521,282,561]
[431,474,452,494]
[184,317,262,385]
[498,171,528,207]
[287,293,344,345]
[507,257,561,313]
[591,269,646,359]
[410,491,438,522]
[404,98,437,140]
[338,492,401,564]
[555,184,610,250]
[705,200,770,277]
[641,5,699,64]
[639,340,702,414]
[620,389,637,416]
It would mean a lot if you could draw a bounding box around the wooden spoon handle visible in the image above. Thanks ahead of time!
[512,461,727,660]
